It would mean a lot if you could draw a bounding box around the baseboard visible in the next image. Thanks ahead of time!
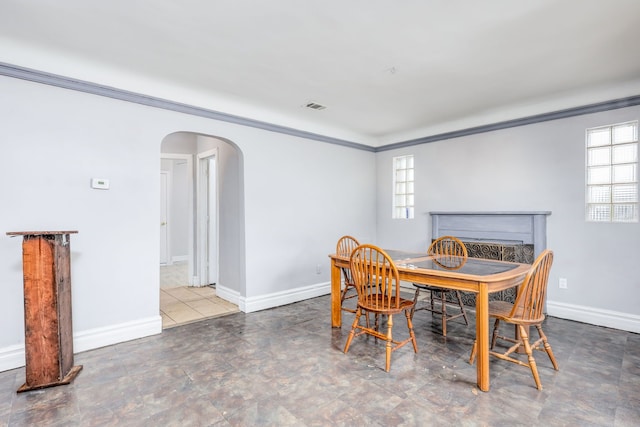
[73,315,163,353]
[171,255,188,263]
[225,281,331,313]
[546,300,640,333]
[0,315,162,372]
[215,285,241,307]
[398,287,640,334]
[0,344,25,373]
[216,281,640,333]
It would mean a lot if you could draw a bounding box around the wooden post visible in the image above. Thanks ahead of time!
[7,231,82,393]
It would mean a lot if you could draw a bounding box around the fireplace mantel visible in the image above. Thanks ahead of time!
[430,211,551,258]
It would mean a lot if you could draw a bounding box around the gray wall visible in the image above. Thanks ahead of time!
[376,105,640,326]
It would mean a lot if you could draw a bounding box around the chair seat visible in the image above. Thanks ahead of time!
[360,295,414,315]
[487,300,514,318]
[488,300,546,326]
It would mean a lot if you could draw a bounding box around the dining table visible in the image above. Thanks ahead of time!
[329,249,531,392]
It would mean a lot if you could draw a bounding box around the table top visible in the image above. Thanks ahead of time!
[398,257,521,276]
[330,249,529,282]
[376,249,429,261]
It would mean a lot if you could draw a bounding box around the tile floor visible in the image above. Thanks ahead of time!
[160,261,239,329]
[160,286,239,329]
[160,261,191,289]
[1,293,639,426]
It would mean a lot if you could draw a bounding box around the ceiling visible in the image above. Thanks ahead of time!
[2,0,640,146]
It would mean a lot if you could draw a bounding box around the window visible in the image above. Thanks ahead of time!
[586,121,638,222]
[392,155,414,219]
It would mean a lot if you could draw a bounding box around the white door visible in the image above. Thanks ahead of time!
[160,172,169,265]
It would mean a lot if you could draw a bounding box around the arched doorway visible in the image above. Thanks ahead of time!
[159,132,244,328]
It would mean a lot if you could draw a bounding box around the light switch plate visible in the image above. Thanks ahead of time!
[559,277,567,289]
[91,178,110,189]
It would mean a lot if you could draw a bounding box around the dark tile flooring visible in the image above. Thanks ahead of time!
[1,294,639,426]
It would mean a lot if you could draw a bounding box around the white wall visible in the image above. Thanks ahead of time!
[376,105,640,331]
[0,75,376,371]
[241,130,377,298]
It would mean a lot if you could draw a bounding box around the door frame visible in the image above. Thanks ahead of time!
[160,170,171,265]
[196,148,219,287]
[160,153,195,282]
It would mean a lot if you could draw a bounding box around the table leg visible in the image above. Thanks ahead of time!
[476,283,490,391]
[331,258,342,327]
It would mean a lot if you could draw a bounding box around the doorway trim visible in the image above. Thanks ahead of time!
[196,148,219,287]
[160,153,195,282]
[160,170,171,265]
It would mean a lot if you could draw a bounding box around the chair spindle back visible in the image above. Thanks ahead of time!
[336,235,359,258]
[337,235,360,283]
[509,250,554,323]
[350,244,401,310]
[428,235,468,258]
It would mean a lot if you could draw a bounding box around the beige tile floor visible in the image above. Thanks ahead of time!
[160,261,239,329]
[160,285,239,329]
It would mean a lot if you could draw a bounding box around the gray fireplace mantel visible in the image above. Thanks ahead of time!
[430,211,551,258]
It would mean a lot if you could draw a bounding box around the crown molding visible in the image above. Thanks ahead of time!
[0,62,374,152]
[378,95,640,152]
[2,62,639,153]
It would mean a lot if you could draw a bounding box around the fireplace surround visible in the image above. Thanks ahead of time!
[430,211,551,305]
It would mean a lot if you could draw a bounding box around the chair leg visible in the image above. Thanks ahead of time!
[343,308,361,354]
[536,324,559,370]
[455,291,469,325]
[490,319,501,349]
[385,314,394,372]
[410,288,421,319]
[472,322,556,389]
[340,282,349,303]
[469,340,477,364]
[405,310,418,353]
[438,290,448,336]
[339,269,353,304]
[519,324,543,390]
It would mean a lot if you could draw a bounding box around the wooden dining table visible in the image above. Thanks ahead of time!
[329,249,531,392]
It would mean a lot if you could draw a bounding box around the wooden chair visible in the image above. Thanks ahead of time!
[469,249,559,390]
[410,236,469,336]
[336,235,360,313]
[343,244,418,372]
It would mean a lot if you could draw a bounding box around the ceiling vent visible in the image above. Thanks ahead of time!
[305,102,326,110]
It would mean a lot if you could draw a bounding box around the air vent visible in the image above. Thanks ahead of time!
[305,102,326,110]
